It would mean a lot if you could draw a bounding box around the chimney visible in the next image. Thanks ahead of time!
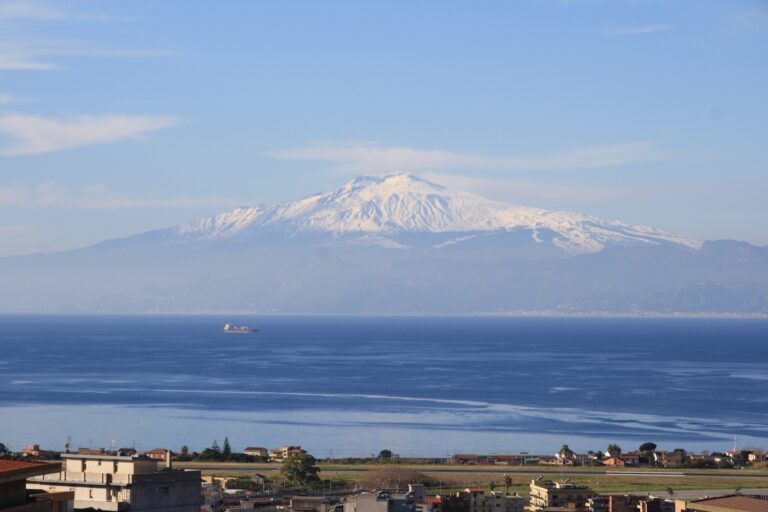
[166,450,172,469]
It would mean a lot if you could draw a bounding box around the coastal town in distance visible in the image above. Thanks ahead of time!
[2,439,768,512]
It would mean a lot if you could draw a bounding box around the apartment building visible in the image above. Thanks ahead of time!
[142,451,171,462]
[336,489,417,512]
[461,489,526,512]
[529,480,596,512]
[588,495,661,512]
[243,448,268,459]
[268,447,305,463]
[289,497,331,512]
[26,453,200,512]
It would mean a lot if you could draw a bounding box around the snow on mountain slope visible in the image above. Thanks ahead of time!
[168,173,701,255]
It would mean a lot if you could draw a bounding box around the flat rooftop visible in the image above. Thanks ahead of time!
[61,453,149,461]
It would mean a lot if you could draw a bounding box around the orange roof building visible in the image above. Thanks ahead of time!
[680,496,768,512]
[0,459,70,512]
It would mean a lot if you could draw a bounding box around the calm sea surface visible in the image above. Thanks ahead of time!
[0,315,766,456]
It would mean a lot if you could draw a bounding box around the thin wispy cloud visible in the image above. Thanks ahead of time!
[266,141,668,173]
[0,114,180,156]
[606,25,673,36]
[420,172,661,204]
[0,0,67,20]
[0,93,16,104]
[0,182,240,209]
[0,49,59,70]
[0,1,172,70]
[0,37,176,70]
[0,0,115,22]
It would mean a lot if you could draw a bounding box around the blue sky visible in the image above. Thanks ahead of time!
[0,0,766,255]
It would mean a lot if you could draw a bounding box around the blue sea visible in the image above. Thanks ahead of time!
[1,315,767,456]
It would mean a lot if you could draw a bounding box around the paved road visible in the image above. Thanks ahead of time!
[651,489,768,499]
[180,465,768,479]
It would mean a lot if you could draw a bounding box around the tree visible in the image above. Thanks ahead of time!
[489,480,497,492]
[503,474,513,494]
[666,487,675,500]
[378,449,393,461]
[559,444,574,459]
[223,437,232,457]
[211,440,221,455]
[607,444,622,457]
[0,442,7,454]
[639,442,657,453]
[360,466,436,489]
[181,445,189,456]
[280,453,321,488]
[736,450,752,466]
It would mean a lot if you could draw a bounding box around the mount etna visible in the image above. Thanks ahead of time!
[3,174,766,314]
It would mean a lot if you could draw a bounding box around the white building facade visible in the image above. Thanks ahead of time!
[27,454,200,512]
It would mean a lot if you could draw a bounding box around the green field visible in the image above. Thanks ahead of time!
[175,462,768,494]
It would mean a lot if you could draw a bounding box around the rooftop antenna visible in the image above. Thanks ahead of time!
[65,436,71,454]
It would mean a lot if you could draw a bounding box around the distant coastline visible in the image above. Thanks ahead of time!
[2,311,767,318]
[475,310,768,319]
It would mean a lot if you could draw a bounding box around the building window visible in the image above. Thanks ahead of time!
[159,486,169,495]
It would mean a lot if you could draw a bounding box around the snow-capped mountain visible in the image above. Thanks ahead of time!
[4,173,765,315]
[161,173,699,255]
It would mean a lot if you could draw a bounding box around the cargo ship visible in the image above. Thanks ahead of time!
[223,323,258,333]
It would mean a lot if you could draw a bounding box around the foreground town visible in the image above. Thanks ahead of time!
[2,441,767,512]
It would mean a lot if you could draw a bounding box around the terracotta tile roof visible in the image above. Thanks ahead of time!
[689,496,768,512]
[0,459,61,483]
[0,459,55,473]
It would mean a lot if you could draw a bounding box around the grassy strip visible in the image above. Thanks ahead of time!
[175,461,768,475]
[318,471,768,494]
